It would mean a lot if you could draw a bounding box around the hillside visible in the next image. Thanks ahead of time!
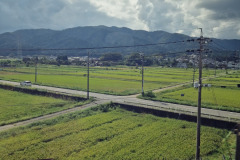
[0,25,240,56]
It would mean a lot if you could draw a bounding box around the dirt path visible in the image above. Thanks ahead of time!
[0,100,108,132]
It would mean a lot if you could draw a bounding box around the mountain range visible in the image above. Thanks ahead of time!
[0,25,240,57]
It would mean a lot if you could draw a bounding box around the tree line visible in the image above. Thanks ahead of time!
[0,51,238,68]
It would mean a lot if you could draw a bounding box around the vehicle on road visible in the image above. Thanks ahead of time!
[20,81,32,86]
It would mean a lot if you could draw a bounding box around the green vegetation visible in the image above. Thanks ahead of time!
[0,65,220,95]
[0,104,234,159]
[0,88,89,125]
[140,70,240,112]
[153,86,240,112]
[205,70,240,88]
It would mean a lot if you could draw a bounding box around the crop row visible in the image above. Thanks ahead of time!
[0,106,228,159]
[0,88,88,125]
[0,65,221,95]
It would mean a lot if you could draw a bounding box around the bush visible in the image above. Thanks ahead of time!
[143,91,156,98]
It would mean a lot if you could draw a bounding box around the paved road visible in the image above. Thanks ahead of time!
[0,79,239,132]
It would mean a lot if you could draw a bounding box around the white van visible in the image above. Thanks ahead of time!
[20,81,32,86]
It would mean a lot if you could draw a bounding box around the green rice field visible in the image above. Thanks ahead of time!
[0,88,89,125]
[206,70,240,88]
[145,70,240,112]
[0,104,235,160]
[0,65,221,95]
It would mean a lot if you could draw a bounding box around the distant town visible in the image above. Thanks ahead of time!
[1,52,239,70]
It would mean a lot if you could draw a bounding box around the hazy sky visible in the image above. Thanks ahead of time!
[0,0,240,39]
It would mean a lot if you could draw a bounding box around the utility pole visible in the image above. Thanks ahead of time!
[225,56,228,74]
[194,29,212,160]
[140,53,144,96]
[214,57,217,77]
[196,28,203,160]
[193,57,196,86]
[193,67,195,86]
[87,52,90,99]
[35,56,38,83]
[17,37,22,59]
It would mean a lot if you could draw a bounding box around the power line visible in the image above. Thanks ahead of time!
[211,41,228,51]
[152,51,192,57]
[0,40,194,52]
[210,41,238,52]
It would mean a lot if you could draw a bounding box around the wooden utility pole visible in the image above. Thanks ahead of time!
[87,52,90,99]
[35,56,38,83]
[140,53,144,96]
[214,57,217,77]
[193,29,212,160]
[196,28,203,160]
[193,59,196,86]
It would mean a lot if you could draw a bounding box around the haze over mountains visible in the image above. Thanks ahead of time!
[0,25,240,56]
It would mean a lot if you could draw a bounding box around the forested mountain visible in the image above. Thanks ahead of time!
[0,25,239,56]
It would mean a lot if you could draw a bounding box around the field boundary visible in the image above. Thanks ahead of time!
[0,100,108,132]
[0,83,87,101]
[114,102,237,130]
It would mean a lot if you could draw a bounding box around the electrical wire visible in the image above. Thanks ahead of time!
[210,41,237,52]
[0,40,193,52]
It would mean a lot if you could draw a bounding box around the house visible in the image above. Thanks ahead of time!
[227,61,240,69]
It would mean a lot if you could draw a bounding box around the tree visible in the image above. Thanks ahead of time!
[0,60,11,67]
[22,57,31,67]
[100,53,123,62]
[56,55,69,65]
[144,57,153,66]
[22,57,31,64]
[126,53,141,66]
[39,56,50,64]
[171,58,178,67]
[126,53,153,66]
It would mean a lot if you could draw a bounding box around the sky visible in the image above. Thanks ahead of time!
[0,0,240,39]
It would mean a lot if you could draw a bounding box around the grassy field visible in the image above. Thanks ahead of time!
[205,70,240,88]
[0,104,235,160]
[0,65,220,95]
[141,70,240,112]
[0,88,89,126]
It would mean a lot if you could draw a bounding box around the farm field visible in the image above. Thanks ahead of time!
[0,88,89,126]
[205,70,240,88]
[143,70,240,112]
[0,104,234,160]
[0,65,221,95]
